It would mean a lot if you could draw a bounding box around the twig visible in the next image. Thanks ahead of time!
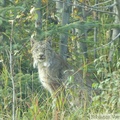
[79,33,120,55]
[53,0,116,15]
[9,20,15,120]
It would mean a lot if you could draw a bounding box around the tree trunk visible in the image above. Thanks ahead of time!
[55,0,63,22]
[35,0,42,35]
[72,0,88,59]
[94,0,98,59]
[55,0,70,60]
[79,1,88,59]
[60,0,70,60]
[109,0,120,61]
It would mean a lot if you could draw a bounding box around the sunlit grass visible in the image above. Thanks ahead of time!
[0,55,119,120]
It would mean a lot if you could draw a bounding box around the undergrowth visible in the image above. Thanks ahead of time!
[0,55,120,120]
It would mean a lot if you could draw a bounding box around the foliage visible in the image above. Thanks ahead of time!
[0,0,120,119]
[92,57,120,113]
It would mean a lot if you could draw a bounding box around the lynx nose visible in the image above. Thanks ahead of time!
[39,54,45,60]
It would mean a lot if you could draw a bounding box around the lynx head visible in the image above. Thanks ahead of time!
[31,38,54,68]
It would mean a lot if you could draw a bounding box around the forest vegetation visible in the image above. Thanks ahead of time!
[0,0,120,120]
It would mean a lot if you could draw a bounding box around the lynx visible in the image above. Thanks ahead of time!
[31,38,93,118]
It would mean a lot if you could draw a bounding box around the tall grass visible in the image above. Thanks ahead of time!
[0,58,119,120]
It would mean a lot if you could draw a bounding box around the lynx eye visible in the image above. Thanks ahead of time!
[42,48,45,52]
[36,47,39,51]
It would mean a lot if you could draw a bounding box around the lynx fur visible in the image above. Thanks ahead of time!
[31,38,93,106]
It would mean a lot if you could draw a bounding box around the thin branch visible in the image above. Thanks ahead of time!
[79,33,120,55]
[54,33,120,56]
[40,20,120,39]
[9,20,15,120]
[93,0,112,6]
[53,0,116,15]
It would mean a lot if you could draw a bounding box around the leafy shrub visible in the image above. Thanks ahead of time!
[91,57,120,113]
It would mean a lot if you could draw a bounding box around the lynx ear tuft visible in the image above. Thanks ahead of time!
[30,33,37,47]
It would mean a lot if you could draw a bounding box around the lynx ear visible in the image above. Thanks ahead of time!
[30,38,37,47]
[46,37,52,46]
